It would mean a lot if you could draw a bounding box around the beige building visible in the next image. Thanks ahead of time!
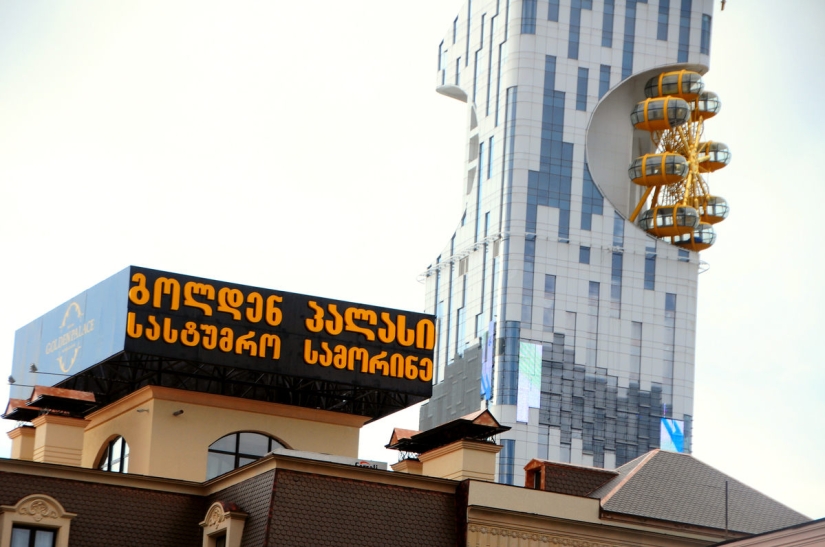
[2,386,811,546]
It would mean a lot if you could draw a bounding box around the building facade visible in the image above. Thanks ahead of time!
[420,0,719,483]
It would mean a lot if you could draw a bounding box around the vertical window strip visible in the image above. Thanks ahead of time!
[658,0,670,40]
[630,321,642,381]
[446,237,456,365]
[581,162,603,230]
[495,43,507,126]
[700,13,711,54]
[663,293,677,414]
[644,244,656,290]
[488,136,494,179]
[499,439,516,484]
[598,64,611,98]
[453,17,458,44]
[612,211,624,247]
[521,238,536,326]
[579,246,590,264]
[486,15,496,116]
[434,258,443,382]
[457,276,468,356]
[602,0,615,47]
[476,142,485,242]
[473,51,480,101]
[543,274,556,332]
[466,0,473,65]
[621,0,647,80]
[677,0,692,62]
[455,58,461,85]
[610,252,622,318]
[548,0,560,21]
[522,0,537,34]
[576,67,589,111]
[586,281,599,366]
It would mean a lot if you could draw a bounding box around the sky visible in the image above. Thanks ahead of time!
[1,0,823,520]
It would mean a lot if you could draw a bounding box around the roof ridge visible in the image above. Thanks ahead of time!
[599,449,659,505]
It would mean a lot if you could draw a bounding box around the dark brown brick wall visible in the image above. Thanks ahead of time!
[209,470,275,547]
[266,469,457,547]
[0,471,206,547]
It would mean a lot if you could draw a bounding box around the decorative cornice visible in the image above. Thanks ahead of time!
[31,414,88,428]
[468,524,621,546]
[418,439,502,462]
[1,494,76,522]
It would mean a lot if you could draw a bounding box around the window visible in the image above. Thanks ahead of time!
[207,432,284,480]
[200,501,247,547]
[0,494,75,547]
[11,526,55,547]
[576,67,589,111]
[700,13,712,54]
[98,436,129,473]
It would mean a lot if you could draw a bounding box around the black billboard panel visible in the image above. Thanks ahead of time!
[124,267,435,397]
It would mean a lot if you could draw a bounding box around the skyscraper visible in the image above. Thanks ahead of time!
[420,0,722,484]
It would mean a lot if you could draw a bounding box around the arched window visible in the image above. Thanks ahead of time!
[98,436,129,473]
[206,432,283,480]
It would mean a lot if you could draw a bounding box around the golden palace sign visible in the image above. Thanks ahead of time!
[125,268,435,396]
[11,267,435,400]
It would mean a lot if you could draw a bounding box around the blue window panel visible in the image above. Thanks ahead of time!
[678,249,690,262]
[612,211,624,247]
[453,16,458,44]
[486,15,496,117]
[678,0,692,62]
[455,58,461,85]
[499,439,516,484]
[466,0,473,65]
[658,0,670,40]
[437,41,444,70]
[598,64,611,98]
[526,56,575,240]
[488,136,494,179]
[666,292,677,312]
[579,246,591,264]
[611,252,623,302]
[621,0,647,80]
[497,321,521,404]
[644,245,656,290]
[700,13,712,54]
[602,0,615,47]
[548,0,560,21]
[576,67,589,111]
[476,142,485,242]
[522,0,537,34]
[473,51,480,102]
[567,0,593,60]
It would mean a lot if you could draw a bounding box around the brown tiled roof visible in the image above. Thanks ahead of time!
[0,471,206,546]
[267,469,457,547]
[525,459,618,496]
[209,470,276,547]
[592,450,809,535]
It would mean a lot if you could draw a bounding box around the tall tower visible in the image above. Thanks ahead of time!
[420,0,722,484]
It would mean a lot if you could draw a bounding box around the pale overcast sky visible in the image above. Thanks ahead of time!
[1,0,823,519]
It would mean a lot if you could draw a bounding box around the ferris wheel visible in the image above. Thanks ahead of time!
[627,70,731,251]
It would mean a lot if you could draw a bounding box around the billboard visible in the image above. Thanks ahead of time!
[12,267,435,399]
[660,418,685,453]
[516,341,542,423]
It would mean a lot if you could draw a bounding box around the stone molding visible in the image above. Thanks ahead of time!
[0,493,76,547]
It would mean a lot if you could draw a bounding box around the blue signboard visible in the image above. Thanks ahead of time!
[10,268,131,399]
